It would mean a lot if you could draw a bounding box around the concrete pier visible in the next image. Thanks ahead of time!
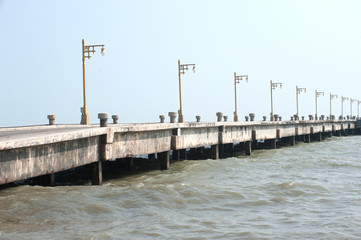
[0,118,359,186]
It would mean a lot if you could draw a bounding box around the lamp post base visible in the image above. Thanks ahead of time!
[81,113,89,125]
[234,115,238,122]
[178,114,184,123]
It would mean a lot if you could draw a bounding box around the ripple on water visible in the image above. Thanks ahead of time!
[1,137,361,239]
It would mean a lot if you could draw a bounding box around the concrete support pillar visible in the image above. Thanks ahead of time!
[180,149,187,160]
[159,115,165,123]
[125,157,134,170]
[172,150,180,160]
[211,144,219,159]
[270,139,277,149]
[47,115,56,125]
[168,112,178,123]
[158,151,170,170]
[289,136,296,146]
[304,134,311,143]
[216,112,223,122]
[112,115,119,124]
[252,140,258,149]
[317,132,322,141]
[245,141,252,155]
[197,147,204,157]
[148,153,156,161]
[33,173,55,186]
[98,113,109,127]
[92,115,108,185]
[92,160,103,185]
[196,116,201,122]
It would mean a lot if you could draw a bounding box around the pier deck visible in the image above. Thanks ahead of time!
[0,119,359,186]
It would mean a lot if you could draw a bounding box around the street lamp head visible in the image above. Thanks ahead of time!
[101,47,105,56]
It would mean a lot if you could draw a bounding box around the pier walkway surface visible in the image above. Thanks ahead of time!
[0,118,359,186]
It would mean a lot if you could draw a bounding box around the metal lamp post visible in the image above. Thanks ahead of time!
[234,72,248,122]
[296,86,306,117]
[81,39,105,125]
[330,93,338,119]
[315,90,324,120]
[341,96,349,118]
[178,59,196,123]
[270,80,282,121]
[350,98,357,118]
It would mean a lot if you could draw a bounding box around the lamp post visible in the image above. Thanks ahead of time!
[315,90,324,120]
[341,96,349,118]
[330,93,338,119]
[270,80,282,121]
[350,98,357,118]
[178,59,196,123]
[81,39,105,125]
[234,72,248,122]
[296,86,306,117]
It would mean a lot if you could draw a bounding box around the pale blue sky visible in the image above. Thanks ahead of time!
[0,0,360,126]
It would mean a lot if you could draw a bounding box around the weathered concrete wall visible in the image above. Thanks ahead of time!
[278,123,296,138]
[297,122,312,135]
[253,124,277,140]
[0,136,100,185]
[0,120,358,185]
[222,126,252,144]
[172,126,219,149]
[107,129,172,159]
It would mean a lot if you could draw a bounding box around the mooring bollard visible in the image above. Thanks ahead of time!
[47,115,56,125]
[294,114,299,121]
[112,115,119,124]
[347,115,350,120]
[159,115,165,123]
[263,116,267,121]
[331,115,335,120]
[274,114,279,121]
[309,115,313,121]
[290,116,294,121]
[249,113,255,121]
[98,113,109,127]
[320,115,325,120]
[223,116,228,122]
[279,116,282,121]
[302,116,305,120]
[216,112,223,122]
[245,116,249,121]
[196,116,201,122]
[168,112,178,123]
